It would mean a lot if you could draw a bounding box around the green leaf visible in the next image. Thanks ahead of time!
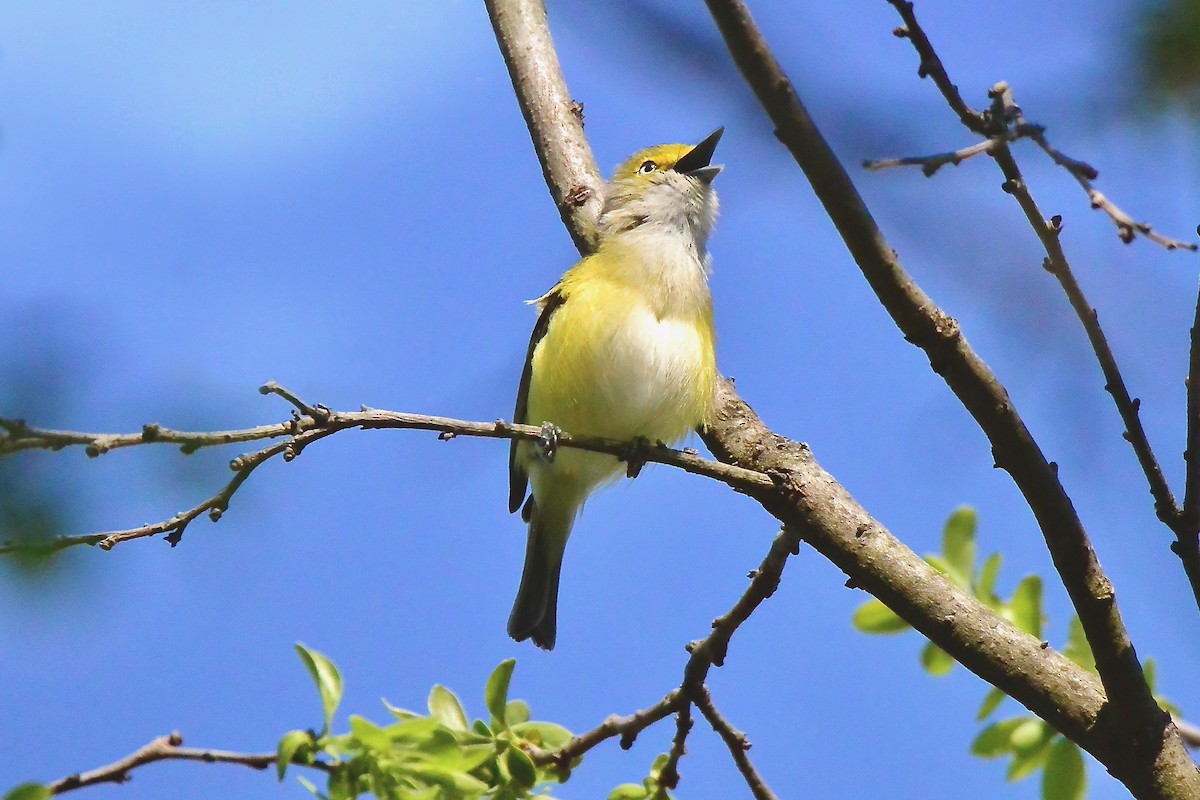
[485,660,516,727]
[504,699,531,727]
[1007,738,1053,782]
[296,775,330,800]
[3,784,52,800]
[1042,738,1086,800]
[295,643,344,734]
[924,553,953,578]
[851,599,910,634]
[977,687,1007,721]
[1009,576,1043,638]
[472,719,492,737]
[971,718,1027,758]
[512,721,574,751]
[1010,718,1049,753]
[920,641,956,676]
[942,506,976,588]
[429,685,469,731]
[609,785,648,800]
[384,716,444,743]
[349,715,393,751]
[1063,616,1096,673]
[503,745,538,790]
[1143,658,1157,693]
[974,553,1003,607]
[380,697,419,720]
[277,729,313,780]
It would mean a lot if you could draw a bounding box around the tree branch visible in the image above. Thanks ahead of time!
[701,1,1197,796]
[694,687,776,800]
[482,0,603,254]
[0,384,772,556]
[46,731,330,795]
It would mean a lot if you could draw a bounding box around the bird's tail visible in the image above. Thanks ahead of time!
[507,496,575,650]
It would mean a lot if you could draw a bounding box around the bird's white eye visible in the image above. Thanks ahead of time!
[637,160,657,175]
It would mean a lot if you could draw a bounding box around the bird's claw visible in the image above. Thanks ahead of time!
[622,436,655,479]
[537,422,561,464]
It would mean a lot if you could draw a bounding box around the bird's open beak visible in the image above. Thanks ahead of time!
[673,127,724,183]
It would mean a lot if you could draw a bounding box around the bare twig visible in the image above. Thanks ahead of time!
[1026,126,1197,251]
[656,703,693,792]
[46,731,331,795]
[694,688,777,800]
[0,385,773,556]
[864,137,1000,176]
[527,689,685,770]
[984,89,1181,530]
[881,2,1197,252]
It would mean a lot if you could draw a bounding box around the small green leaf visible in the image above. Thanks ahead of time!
[429,685,469,731]
[3,784,52,800]
[485,660,516,727]
[472,719,492,737]
[503,745,538,790]
[380,697,419,720]
[277,729,313,780]
[296,775,329,800]
[295,643,344,733]
[348,715,392,751]
[384,716,443,743]
[851,599,910,634]
[1063,616,1096,673]
[609,784,648,800]
[1042,738,1086,800]
[971,718,1027,758]
[974,553,1003,607]
[1008,739,1053,782]
[942,506,977,588]
[1010,718,1049,753]
[977,687,1007,721]
[920,642,956,676]
[1009,576,1043,638]
[924,553,953,578]
[512,721,574,751]
[1143,658,1157,693]
[504,699,531,726]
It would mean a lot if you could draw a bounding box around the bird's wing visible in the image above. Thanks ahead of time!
[508,287,566,514]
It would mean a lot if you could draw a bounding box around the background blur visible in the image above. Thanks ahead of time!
[2,1,1199,798]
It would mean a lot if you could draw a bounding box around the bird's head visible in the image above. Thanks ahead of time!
[599,127,724,247]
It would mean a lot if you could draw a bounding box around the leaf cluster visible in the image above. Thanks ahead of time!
[280,646,573,800]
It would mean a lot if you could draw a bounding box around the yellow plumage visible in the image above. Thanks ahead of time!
[507,130,724,649]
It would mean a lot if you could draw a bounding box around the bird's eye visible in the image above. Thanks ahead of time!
[637,160,657,175]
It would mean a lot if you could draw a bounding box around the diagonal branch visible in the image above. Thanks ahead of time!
[483,0,604,254]
[702,0,1195,796]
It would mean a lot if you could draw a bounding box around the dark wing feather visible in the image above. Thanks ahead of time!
[508,288,566,514]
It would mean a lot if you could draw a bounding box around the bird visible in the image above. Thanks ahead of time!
[507,128,724,649]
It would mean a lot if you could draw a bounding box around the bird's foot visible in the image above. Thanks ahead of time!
[622,436,655,479]
[537,422,561,464]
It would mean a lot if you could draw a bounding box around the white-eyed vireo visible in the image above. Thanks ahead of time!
[507,128,724,649]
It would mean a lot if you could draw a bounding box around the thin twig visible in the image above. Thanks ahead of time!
[694,688,777,800]
[527,689,685,771]
[1025,125,1197,251]
[46,731,331,795]
[0,385,773,555]
[864,137,999,176]
[984,90,1180,527]
[656,704,693,792]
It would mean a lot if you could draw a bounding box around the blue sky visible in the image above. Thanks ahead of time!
[2,2,1198,798]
